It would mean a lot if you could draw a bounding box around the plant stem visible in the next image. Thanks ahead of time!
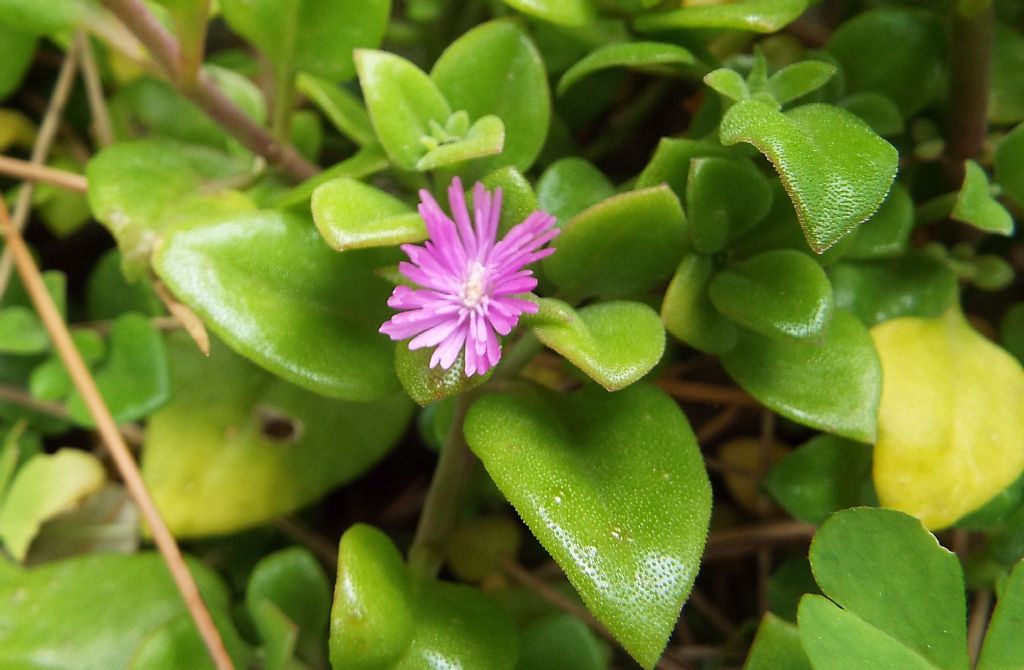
[408,391,476,577]
[0,156,88,193]
[945,1,994,178]
[99,0,318,183]
[0,195,235,670]
[76,31,115,147]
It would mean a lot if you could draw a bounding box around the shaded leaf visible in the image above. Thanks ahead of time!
[558,42,694,96]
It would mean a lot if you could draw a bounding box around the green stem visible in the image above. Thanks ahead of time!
[945,1,994,178]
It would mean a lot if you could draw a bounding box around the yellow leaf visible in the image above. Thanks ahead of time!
[872,309,1024,529]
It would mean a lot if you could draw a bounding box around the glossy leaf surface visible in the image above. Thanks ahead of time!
[720,100,898,252]
[871,311,1024,529]
[464,383,711,668]
[312,177,425,251]
[952,160,1014,236]
[558,42,694,96]
[502,0,595,27]
[661,255,737,354]
[721,311,881,442]
[686,157,772,254]
[395,345,492,406]
[635,0,808,33]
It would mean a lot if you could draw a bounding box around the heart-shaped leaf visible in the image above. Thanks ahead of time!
[686,157,772,254]
[416,114,505,170]
[635,0,808,33]
[768,61,837,106]
[803,507,968,670]
[0,449,104,561]
[710,250,833,340]
[720,100,899,253]
[661,255,737,354]
[529,299,665,391]
[431,20,550,173]
[636,138,736,200]
[329,523,517,670]
[544,185,687,300]
[952,160,1015,236]
[721,311,882,442]
[746,614,812,670]
[871,310,1024,529]
[356,49,452,170]
[312,177,425,251]
[153,209,400,401]
[558,42,695,96]
[143,335,412,536]
[464,383,711,668]
[536,158,615,226]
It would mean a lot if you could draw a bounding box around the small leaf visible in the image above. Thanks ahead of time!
[843,183,914,260]
[763,435,874,525]
[446,517,521,583]
[154,210,400,401]
[312,177,425,251]
[721,311,882,442]
[0,449,105,561]
[502,0,595,27]
[992,24,1024,124]
[636,137,736,200]
[27,484,138,565]
[558,42,694,96]
[871,310,1024,529]
[416,114,506,170]
[952,160,1014,236]
[768,61,836,105]
[686,157,773,254]
[29,330,105,401]
[806,508,968,670]
[721,100,898,252]
[0,25,35,100]
[544,185,687,300]
[838,92,905,137]
[978,559,1024,670]
[745,614,812,670]
[431,20,550,173]
[275,145,389,210]
[710,250,834,340]
[703,68,749,102]
[296,73,376,146]
[464,384,711,669]
[517,613,606,670]
[635,0,808,33]
[661,255,737,354]
[536,157,615,226]
[356,49,451,170]
[395,345,492,406]
[530,299,665,391]
[0,307,48,355]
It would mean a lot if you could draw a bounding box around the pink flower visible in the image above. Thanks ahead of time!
[380,177,559,377]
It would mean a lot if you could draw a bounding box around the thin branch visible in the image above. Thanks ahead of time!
[76,32,115,147]
[967,590,992,666]
[0,195,234,670]
[0,43,81,301]
[273,518,338,570]
[687,589,735,637]
[658,380,761,408]
[945,2,994,179]
[704,521,816,561]
[0,156,88,193]
[154,281,210,356]
[0,383,72,420]
[99,0,318,182]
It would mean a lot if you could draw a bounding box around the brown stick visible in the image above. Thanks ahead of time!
[0,44,80,300]
[967,589,992,666]
[704,521,816,560]
[658,380,761,408]
[945,3,994,180]
[76,32,115,147]
[0,195,234,670]
[99,0,318,183]
[0,156,88,193]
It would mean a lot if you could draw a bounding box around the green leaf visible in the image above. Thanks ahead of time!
[0,307,48,355]
[704,68,749,102]
[446,517,521,583]
[529,299,665,391]
[635,0,808,33]
[991,23,1024,124]
[536,158,615,226]
[143,335,412,537]
[686,157,773,254]
[296,73,376,146]
[768,61,836,106]
[978,560,1024,670]
[416,115,506,170]
[312,177,425,251]
[153,209,400,401]
[721,310,882,442]
[767,558,819,623]
[29,330,105,402]
[952,160,1015,235]
[710,250,834,340]
[479,166,540,234]
[745,614,812,670]
[828,252,958,327]
[464,383,711,669]
[763,435,874,525]
[636,137,736,201]
[544,185,687,300]
[432,20,550,173]
[356,49,452,170]
[330,524,518,670]
[0,25,34,100]
[871,310,1024,529]
[798,595,940,670]
[66,314,170,427]
[720,100,899,252]
[26,484,138,565]
[661,255,737,354]
[805,508,969,670]
[843,183,914,260]
[502,0,595,27]
[995,122,1024,207]
[826,8,945,117]
[275,145,389,210]
[0,553,239,670]
[558,42,694,96]
[0,0,95,34]
[838,92,905,137]
[130,608,252,670]
[395,344,493,406]
[517,614,606,670]
[0,449,105,561]
[1002,303,1024,365]
[220,0,390,82]
[247,547,331,667]
[85,250,163,320]
[87,139,253,279]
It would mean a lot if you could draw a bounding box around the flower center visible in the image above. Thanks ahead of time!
[460,262,488,309]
